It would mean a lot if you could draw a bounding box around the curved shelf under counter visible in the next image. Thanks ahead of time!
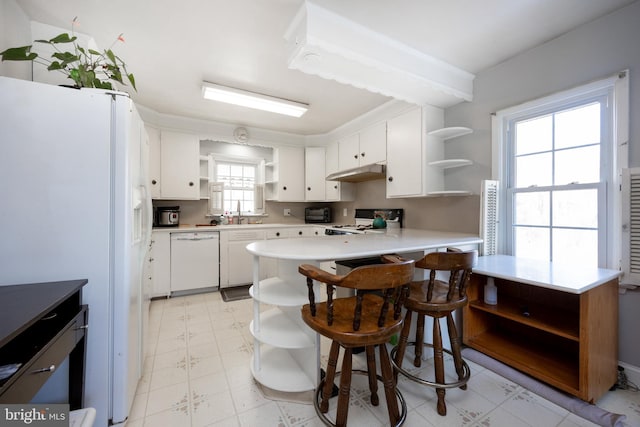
[249,277,310,306]
[249,306,315,349]
[251,346,316,393]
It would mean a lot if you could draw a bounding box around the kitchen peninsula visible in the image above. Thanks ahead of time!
[246,229,482,393]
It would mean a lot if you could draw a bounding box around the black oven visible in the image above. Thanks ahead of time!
[305,207,331,223]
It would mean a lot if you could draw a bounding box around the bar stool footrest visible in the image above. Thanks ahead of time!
[314,369,407,427]
[391,342,470,389]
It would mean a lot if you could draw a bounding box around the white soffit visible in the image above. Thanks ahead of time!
[284,1,475,108]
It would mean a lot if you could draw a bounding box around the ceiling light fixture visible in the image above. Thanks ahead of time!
[202,82,308,117]
[284,2,475,108]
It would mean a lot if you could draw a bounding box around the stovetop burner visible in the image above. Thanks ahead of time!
[324,209,404,235]
[331,224,371,230]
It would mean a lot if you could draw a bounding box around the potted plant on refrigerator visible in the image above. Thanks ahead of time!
[0,17,136,91]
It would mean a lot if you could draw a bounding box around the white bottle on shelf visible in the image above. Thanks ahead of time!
[484,277,498,305]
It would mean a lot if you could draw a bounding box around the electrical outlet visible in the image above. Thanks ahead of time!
[343,208,348,217]
[284,208,291,216]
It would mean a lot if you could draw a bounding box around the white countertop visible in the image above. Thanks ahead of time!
[473,255,621,294]
[152,223,324,232]
[246,228,482,261]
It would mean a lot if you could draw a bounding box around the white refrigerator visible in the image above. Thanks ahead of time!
[0,76,153,426]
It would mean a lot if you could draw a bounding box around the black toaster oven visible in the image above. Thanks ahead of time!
[305,207,331,223]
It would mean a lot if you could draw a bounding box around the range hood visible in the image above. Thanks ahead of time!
[284,1,475,108]
[326,164,386,183]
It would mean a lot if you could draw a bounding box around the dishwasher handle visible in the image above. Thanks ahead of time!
[172,234,218,241]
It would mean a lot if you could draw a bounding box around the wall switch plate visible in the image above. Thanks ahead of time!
[284,208,291,216]
[343,208,348,217]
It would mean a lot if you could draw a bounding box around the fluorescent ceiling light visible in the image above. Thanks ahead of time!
[202,82,308,117]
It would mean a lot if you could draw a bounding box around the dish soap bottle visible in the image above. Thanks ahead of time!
[484,277,498,305]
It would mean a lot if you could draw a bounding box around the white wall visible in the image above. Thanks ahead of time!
[446,0,640,368]
[0,0,31,79]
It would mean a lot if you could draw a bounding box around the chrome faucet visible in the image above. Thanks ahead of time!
[236,200,242,225]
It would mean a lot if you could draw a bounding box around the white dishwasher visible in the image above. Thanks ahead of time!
[170,231,219,293]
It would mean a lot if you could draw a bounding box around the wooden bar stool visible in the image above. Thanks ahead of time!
[299,255,414,427]
[391,248,477,416]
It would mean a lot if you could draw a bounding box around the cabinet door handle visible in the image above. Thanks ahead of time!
[354,154,358,159]
[41,313,57,321]
[298,231,303,235]
[388,176,393,182]
[189,182,194,186]
[361,152,365,157]
[334,185,338,189]
[282,186,287,191]
[32,364,56,374]
[276,232,280,236]
[307,187,311,191]
[151,179,157,185]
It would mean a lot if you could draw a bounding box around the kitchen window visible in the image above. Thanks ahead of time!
[492,71,629,269]
[214,159,263,214]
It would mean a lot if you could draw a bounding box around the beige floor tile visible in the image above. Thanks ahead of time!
[142,406,191,427]
[191,389,236,427]
[145,381,190,417]
[133,294,632,427]
[149,364,189,391]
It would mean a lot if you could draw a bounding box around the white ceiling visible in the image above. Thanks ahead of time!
[14,0,636,135]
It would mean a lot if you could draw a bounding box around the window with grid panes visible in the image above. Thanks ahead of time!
[507,100,606,266]
[215,161,257,213]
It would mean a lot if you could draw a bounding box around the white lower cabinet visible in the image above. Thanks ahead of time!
[219,229,268,288]
[150,231,170,297]
[262,227,324,277]
[250,259,323,392]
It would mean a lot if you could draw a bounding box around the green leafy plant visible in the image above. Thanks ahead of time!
[0,17,136,91]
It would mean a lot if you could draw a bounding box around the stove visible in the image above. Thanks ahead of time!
[324,209,403,235]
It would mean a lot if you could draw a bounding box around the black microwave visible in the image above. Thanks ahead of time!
[305,207,331,223]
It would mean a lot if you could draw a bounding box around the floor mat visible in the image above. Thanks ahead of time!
[220,284,252,302]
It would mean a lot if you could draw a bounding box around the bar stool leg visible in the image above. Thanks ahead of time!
[433,317,447,416]
[414,314,425,367]
[321,341,340,413]
[393,309,413,383]
[447,312,467,390]
[365,345,380,406]
[379,343,401,425]
[336,347,353,427]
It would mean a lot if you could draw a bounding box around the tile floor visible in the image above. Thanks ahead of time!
[126,292,640,427]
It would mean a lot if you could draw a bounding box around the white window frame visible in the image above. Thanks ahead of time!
[212,155,265,215]
[491,71,629,270]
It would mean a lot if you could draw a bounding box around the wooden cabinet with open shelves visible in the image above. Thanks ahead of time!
[463,269,618,403]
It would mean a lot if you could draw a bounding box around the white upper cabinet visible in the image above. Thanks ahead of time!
[338,121,387,170]
[386,106,473,198]
[146,125,161,199]
[266,146,305,201]
[325,142,355,201]
[305,147,326,201]
[358,121,387,165]
[158,130,200,200]
[386,107,425,197]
